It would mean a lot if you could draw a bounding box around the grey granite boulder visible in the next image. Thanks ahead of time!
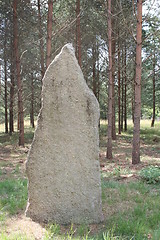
[25,44,103,224]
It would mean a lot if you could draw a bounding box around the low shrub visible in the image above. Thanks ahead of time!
[139,166,160,184]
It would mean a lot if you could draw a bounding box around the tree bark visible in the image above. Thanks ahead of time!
[46,0,53,69]
[92,43,97,98]
[132,0,142,164]
[106,0,112,159]
[118,31,121,135]
[121,47,124,132]
[0,64,1,100]
[38,0,45,78]
[9,47,15,135]
[112,30,116,140]
[96,42,100,102]
[4,53,8,134]
[132,54,136,124]
[76,0,81,67]
[151,49,155,127]
[30,73,35,128]
[124,42,127,131]
[4,20,8,134]
[13,0,24,146]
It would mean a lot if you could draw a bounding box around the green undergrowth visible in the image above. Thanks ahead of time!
[0,127,34,146]
[101,178,160,240]
[0,232,34,240]
[0,178,28,218]
[139,166,160,184]
[100,120,160,145]
[44,223,134,240]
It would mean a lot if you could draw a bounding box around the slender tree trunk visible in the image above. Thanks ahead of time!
[4,21,8,134]
[97,68,100,102]
[111,2,116,140]
[118,32,121,135]
[96,42,100,102]
[112,31,116,140]
[46,0,53,69]
[17,108,20,130]
[124,42,127,131]
[38,0,45,78]
[132,54,136,124]
[151,50,155,127]
[76,0,81,67]
[4,53,8,134]
[121,47,124,132]
[132,0,142,164]
[0,62,2,122]
[13,0,24,146]
[92,43,97,98]
[106,0,112,159]
[30,73,35,128]
[9,47,15,135]
[0,64,1,99]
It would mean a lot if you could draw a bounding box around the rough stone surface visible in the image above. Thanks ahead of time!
[25,44,103,224]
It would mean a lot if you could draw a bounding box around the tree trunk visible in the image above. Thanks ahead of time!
[9,47,15,135]
[132,0,142,164]
[4,55,8,134]
[92,43,97,98]
[132,54,136,124]
[0,64,1,100]
[118,31,121,135]
[106,0,112,159]
[76,0,81,67]
[30,74,35,128]
[124,42,127,131]
[46,0,53,69]
[121,47,124,132]
[112,30,116,140]
[151,49,155,127]
[13,0,24,146]
[38,0,45,78]
[96,42,100,102]
[4,21,8,134]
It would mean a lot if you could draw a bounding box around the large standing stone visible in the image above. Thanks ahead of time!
[26,44,103,224]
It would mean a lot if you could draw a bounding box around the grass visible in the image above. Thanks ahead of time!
[0,119,160,239]
[0,232,34,240]
[102,179,160,240]
[0,179,28,216]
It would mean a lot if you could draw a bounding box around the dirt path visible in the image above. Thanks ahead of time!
[4,215,46,240]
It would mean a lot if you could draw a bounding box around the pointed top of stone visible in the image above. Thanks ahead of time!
[47,43,75,70]
[52,43,75,64]
[62,43,75,53]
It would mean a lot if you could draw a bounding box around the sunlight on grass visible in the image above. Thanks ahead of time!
[0,119,37,133]
[102,178,160,240]
[0,232,34,240]
[0,179,28,216]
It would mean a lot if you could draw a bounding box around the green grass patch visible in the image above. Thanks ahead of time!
[0,178,28,216]
[102,178,160,240]
[0,232,34,240]
[139,166,160,184]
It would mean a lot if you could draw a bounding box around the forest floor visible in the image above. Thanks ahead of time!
[0,120,160,240]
